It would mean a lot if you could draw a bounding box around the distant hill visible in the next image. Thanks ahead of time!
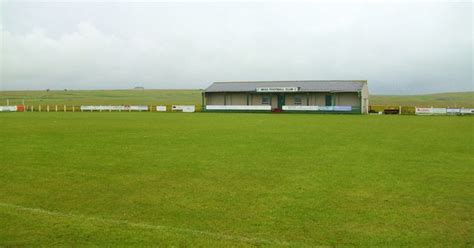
[370,92,474,107]
[0,89,202,106]
[0,89,472,107]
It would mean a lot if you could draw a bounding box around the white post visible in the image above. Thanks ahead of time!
[399,105,402,115]
[64,105,66,112]
[39,105,42,112]
[31,105,34,112]
[109,105,112,112]
[47,105,50,112]
[55,105,58,112]
[6,99,9,106]
[73,105,75,112]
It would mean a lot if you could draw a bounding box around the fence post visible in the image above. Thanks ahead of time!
[31,105,34,112]
[55,105,58,112]
[73,105,75,112]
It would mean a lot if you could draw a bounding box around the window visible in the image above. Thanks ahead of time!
[294,95,302,105]
[262,95,270,105]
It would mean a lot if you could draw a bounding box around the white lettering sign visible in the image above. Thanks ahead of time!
[156,106,167,112]
[415,107,432,115]
[0,106,17,112]
[282,105,319,111]
[461,108,474,114]
[80,105,148,111]
[206,105,271,111]
[431,108,447,115]
[130,106,149,111]
[172,105,195,112]
[447,108,461,114]
[256,87,299,92]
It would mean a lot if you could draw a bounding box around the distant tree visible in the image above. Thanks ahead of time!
[46,89,50,92]
[64,89,68,91]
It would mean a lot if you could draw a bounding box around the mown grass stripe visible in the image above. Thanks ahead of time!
[0,202,294,246]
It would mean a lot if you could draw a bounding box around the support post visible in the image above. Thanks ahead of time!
[201,92,205,111]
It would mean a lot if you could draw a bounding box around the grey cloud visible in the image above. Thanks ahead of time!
[0,2,472,94]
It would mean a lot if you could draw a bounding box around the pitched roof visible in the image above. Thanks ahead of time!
[204,80,367,93]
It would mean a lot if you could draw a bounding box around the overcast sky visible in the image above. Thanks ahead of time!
[0,1,472,94]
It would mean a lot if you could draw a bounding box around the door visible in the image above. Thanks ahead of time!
[277,94,285,110]
[325,95,333,106]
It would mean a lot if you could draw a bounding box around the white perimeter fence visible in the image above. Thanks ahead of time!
[415,107,474,116]
[1,104,474,116]
[0,105,196,113]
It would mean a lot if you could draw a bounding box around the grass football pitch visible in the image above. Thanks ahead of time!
[0,113,473,246]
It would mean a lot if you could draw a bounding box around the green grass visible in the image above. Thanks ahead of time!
[0,113,473,246]
[1,89,473,107]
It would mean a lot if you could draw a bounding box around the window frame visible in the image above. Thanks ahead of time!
[294,95,302,105]
[261,95,270,105]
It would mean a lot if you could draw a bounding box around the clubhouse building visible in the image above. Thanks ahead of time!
[203,80,369,114]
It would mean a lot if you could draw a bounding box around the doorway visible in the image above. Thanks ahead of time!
[325,95,333,106]
[277,94,285,110]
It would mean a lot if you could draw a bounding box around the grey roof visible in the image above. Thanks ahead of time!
[204,80,367,93]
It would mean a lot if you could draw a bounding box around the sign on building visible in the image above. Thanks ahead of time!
[256,87,299,92]
[282,106,319,111]
[206,105,271,111]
